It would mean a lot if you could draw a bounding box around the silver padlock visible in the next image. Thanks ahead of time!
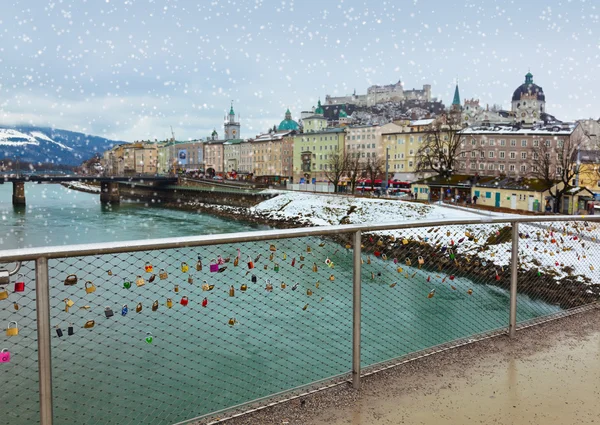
[0,262,22,286]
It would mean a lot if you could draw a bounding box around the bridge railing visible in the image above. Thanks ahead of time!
[1,216,599,425]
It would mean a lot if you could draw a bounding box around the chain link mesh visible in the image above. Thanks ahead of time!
[1,219,599,424]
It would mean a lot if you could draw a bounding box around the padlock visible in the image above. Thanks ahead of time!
[166,298,173,309]
[397,266,403,273]
[233,256,239,267]
[381,254,387,261]
[247,256,254,270]
[55,325,63,337]
[64,274,78,286]
[307,245,311,253]
[68,324,74,336]
[428,289,436,299]
[367,257,371,265]
[84,320,95,329]
[292,282,299,291]
[274,263,280,272]
[300,255,305,261]
[85,281,96,294]
[251,274,257,283]
[136,303,142,313]
[316,281,320,289]
[291,258,296,267]
[180,296,189,306]
[174,284,180,293]
[188,275,194,284]
[302,304,308,311]
[283,252,287,260]
[149,274,156,283]
[265,279,273,292]
[269,244,277,252]
[104,306,114,318]
[263,264,268,270]
[196,256,203,271]
[312,263,318,272]
[159,269,168,280]
[13,303,19,311]
[200,297,208,308]
[181,262,189,273]
[145,262,153,273]
[269,253,274,262]
[145,332,153,344]
[123,281,132,289]
[405,258,412,266]
[307,289,313,296]
[228,318,236,326]
[0,289,8,300]
[14,274,25,292]
[64,298,75,312]
[377,238,384,246]
[209,259,219,273]
[0,349,10,363]
[329,274,335,281]
[228,285,235,297]
[281,282,286,289]
[136,276,145,287]
[107,270,113,276]
[121,304,128,316]
[418,256,424,265]
[152,300,159,311]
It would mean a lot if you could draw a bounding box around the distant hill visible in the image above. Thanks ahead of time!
[0,126,126,166]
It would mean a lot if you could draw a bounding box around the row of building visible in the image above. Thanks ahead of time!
[101,72,600,187]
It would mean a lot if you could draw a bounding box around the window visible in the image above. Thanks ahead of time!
[510,140,516,147]
[520,152,527,160]
[461,152,466,158]
[510,152,516,159]
[557,140,564,148]
[460,162,466,169]
[410,137,414,143]
[499,164,505,171]
[557,166,563,174]
[408,161,413,167]
[481,140,486,146]
[520,165,526,172]
[480,151,485,158]
[486,192,492,198]
[533,140,539,147]
[409,149,414,155]
[470,163,476,170]
[471,139,476,146]
[545,140,551,147]
[500,151,505,159]
[471,151,476,158]
[418,136,423,142]
[479,163,485,170]
[500,139,506,146]
[488,163,494,170]
[509,164,515,171]
[489,151,494,158]
[521,140,527,147]
[489,139,495,146]
[533,152,539,160]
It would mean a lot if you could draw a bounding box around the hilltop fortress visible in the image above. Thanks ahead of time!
[325,80,433,107]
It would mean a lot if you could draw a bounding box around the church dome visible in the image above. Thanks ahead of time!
[512,72,545,102]
[314,99,324,115]
[278,108,299,131]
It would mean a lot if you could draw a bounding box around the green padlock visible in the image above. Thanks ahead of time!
[274,263,280,272]
[145,332,153,344]
[450,253,455,260]
[123,281,132,289]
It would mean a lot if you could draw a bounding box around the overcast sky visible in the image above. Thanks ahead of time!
[0,0,598,142]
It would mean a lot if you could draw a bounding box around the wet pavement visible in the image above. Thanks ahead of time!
[213,307,600,425]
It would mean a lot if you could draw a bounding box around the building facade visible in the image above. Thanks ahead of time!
[238,141,254,175]
[292,128,346,182]
[223,139,242,173]
[204,140,225,175]
[325,80,432,107]
[251,130,295,181]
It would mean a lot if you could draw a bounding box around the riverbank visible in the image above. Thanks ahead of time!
[61,181,100,194]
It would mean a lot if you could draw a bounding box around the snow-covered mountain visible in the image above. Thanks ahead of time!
[0,126,126,165]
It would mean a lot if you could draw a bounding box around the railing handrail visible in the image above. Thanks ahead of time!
[1,214,598,262]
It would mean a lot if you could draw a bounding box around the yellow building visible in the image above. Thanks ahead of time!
[575,150,600,192]
[252,130,295,182]
[292,128,346,183]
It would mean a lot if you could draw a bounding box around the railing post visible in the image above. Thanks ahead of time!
[35,257,54,425]
[509,222,519,338]
[352,230,362,389]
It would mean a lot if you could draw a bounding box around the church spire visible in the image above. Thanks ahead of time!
[452,82,461,106]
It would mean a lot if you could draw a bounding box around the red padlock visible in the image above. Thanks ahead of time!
[180,296,189,306]
[449,275,455,280]
[14,274,25,293]
[201,297,208,308]
[247,256,254,270]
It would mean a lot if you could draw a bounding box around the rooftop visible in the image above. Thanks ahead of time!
[461,123,575,135]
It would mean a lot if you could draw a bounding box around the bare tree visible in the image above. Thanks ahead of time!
[323,152,348,193]
[345,152,365,194]
[415,111,471,178]
[527,127,589,213]
[365,155,385,190]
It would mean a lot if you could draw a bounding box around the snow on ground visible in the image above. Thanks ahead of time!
[64,181,101,193]
[0,129,41,146]
[250,192,481,226]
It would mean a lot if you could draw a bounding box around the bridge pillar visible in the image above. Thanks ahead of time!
[12,182,26,206]
[100,182,120,204]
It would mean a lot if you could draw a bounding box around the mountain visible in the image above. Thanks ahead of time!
[0,126,126,166]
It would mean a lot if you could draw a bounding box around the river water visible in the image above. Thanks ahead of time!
[0,184,561,425]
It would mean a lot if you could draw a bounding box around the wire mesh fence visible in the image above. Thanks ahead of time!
[1,217,600,425]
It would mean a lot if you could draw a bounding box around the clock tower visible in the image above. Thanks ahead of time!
[224,101,241,140]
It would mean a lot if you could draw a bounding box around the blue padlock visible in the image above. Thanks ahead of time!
[121,304,128,316]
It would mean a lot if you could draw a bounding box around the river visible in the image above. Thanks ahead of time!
[0,184,561,425]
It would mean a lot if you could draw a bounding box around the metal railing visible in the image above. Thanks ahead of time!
[1,215,600,425]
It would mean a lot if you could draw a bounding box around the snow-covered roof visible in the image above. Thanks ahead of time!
[410,119,435,126]
[461,124,575,135]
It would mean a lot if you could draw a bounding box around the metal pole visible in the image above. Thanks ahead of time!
[35,257,54,425]
[352,230,362,389]
[509,221,519,338]
[384,147,389,193]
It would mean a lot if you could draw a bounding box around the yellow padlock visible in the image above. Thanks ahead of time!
[166,298,173,309]
[85,281,96,294]
[84,320,95,329]
[0,289,8,300]
[6,321,18,336]
[181,262,189,273]
[312,263,318,272]
[136,276,145,287]
[64,298,75,312]
[329,274,335,281]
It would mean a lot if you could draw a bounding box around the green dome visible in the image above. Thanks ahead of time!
[314,99,324,115]
[278,119,299,131]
